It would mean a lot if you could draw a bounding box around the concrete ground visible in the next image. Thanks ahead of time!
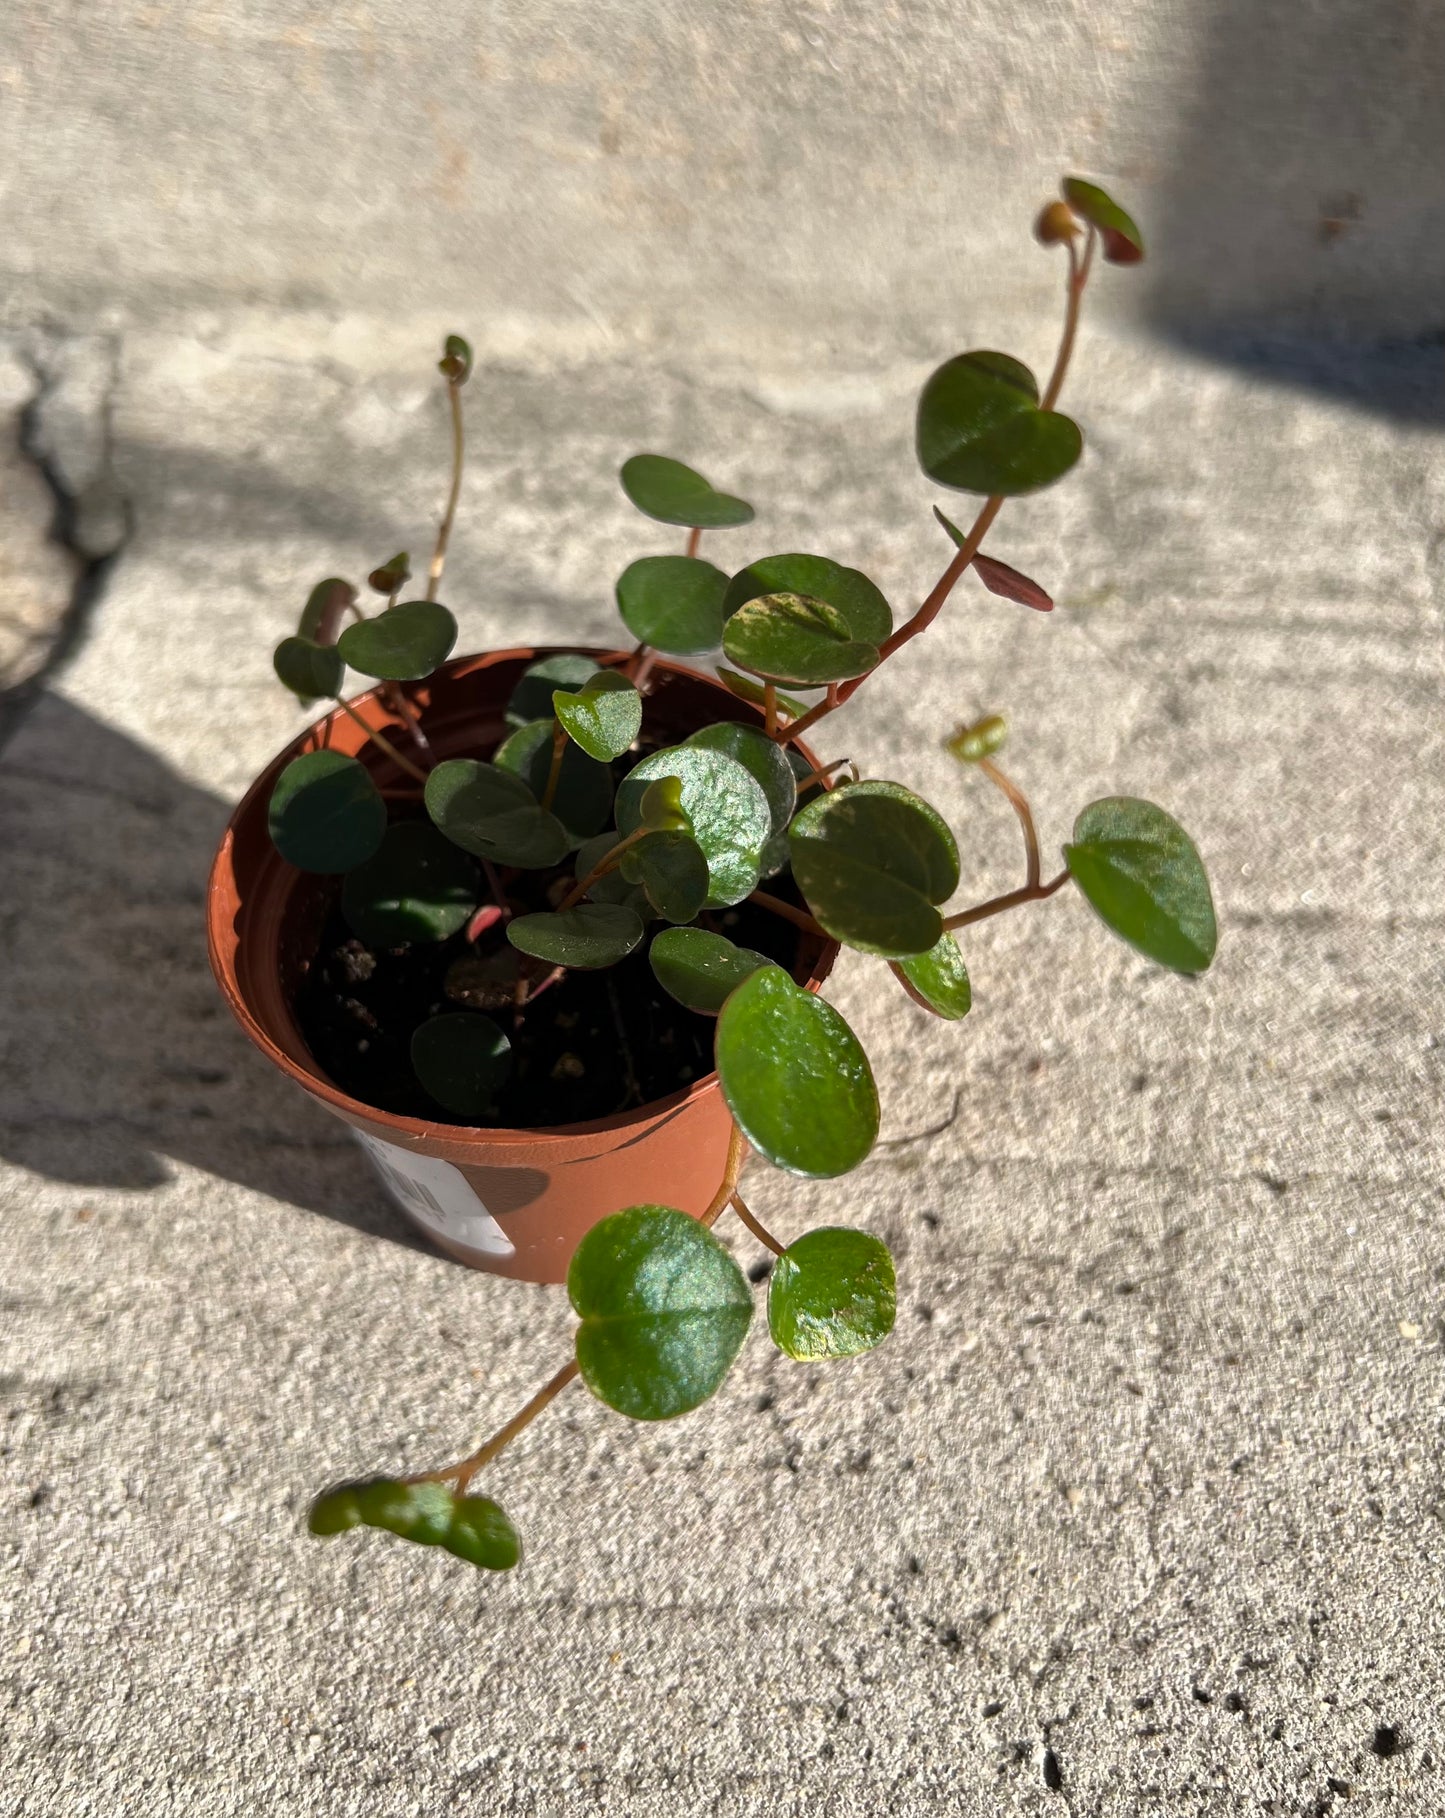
[1,308,1442,1816]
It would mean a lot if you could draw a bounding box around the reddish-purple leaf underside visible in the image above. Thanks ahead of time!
[971,551,1053,612]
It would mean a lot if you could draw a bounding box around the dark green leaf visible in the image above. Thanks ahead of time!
[649,927,775,1015]
[411,1012,511,1116]
[268,750,387,874]
[425,758,571,868]
[917,352,1082,496]
[493,719,613,844]
[342,822,478,946]
[620,830,710,923]
[1062,176,1145,263]
[895,932,972,1019]
[790,780,960,958]
[615,555,731,654]
[722,554,892,644]
[439,333,474,382]
[768,1227,896,1361]
[716,667,812,721]
[684,721,796,836]
[1064,797,1217,975]
[722,592,880,687]
[307,1479,520,1571]
[299,577,356,645]
[337,600,457,680]
[616,746,771,909]
[508,902,645,969]
[273,635,343,703]
[619,454,754,529]
[553,670,643,763]
[945,713,1008,764]
[568,1205,753,1419]
[506,654,600,729]
[715,968,878,1178]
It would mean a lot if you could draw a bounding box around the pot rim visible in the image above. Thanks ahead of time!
[207,644,837,1150]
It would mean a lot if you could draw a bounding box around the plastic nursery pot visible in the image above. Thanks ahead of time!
[208,648,836,1284]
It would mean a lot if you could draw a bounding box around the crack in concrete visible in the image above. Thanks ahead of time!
[0,332,133,754]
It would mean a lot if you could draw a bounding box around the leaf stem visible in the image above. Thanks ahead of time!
[556,827,648,913]
[383,682,433,759]
[426,376,466,603]
[730,1191,784,1256]
[418,1359,581,1495]
[942,868,1070,932]
[977,756,1040,889]
[747,889,827,938]
[331,697,430,784]
[540,721,567,813]
[685,526,702,559]
[699,1121,749,1229]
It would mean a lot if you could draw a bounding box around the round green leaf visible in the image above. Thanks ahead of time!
[716,968,879,1178]
[298,577,356,645]
[341,822,479,946]
[649,927,776,1015]
[493,719,613,843]
[425,758,571,869]
[716,667,813,722]
[411,1012,512,1116]
[789,780,960,958]
[268,750,387,874]
[506,654,600,729]
[619,454,754,529]
[336,599,457,680]
[917,352,1083,496]
[568,1205,753,1419]
[616,746,771,909]
[615,555,732,654]
[307,1479,520,1571]
[273,635,343,703]
[507,902,645,969]
[768,1227,896,1361]
[684,721,796,836]
[722,593,880,687]
[1062,176,1145,264]
[722,554,892,644]
[1064,797,1217,975]
[553,670,643,763]
[620,829,710,923]
[895,932,972,1019]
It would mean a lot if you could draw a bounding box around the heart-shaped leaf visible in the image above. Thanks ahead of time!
[506,653,600,729]
[411,1012,511,1116]
[933,507,1054,611]
[367,551,411,595]
[299,577,356,645]
[1062,176,1145,264]
[649,927,776,1015]
[917,352,1082,496]
[274,635,343,703]
[790,779,960,958]
[568,1205,753,1419]
[722,593,880,687]
[337,600,457,680]
[308,1479,520,1571]
[619,454,754,529]
[553,670,643,763]
[508,902,645,969]
[425,758,571,868]
[341,822,479,946]
[572,831,651,912]
[493,719,613,844]
[716,667,812,722]
[1064,797,1217,975]
[722,554,892,644]
[619,829,709,923]
[684,722,796,837]
[894,932,972,1019]
[616,746,772,909]
[768,1227,896,1361]
[268,750,387,874]
[615,555,732,654]
[716,968,878,1178]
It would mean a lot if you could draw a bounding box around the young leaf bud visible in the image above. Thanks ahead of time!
[367,551,411,595]
[438,334,473,384]
[946,714,1009,764]
[1034,200,1082,247]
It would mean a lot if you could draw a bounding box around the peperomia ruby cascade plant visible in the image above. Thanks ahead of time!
[273,180,1216,1574]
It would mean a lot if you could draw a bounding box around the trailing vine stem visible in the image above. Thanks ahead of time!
[426,375,466,603]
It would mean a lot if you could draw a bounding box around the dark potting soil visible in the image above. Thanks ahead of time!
[293,873,804,1129]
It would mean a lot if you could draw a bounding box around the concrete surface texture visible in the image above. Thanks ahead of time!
[3,5,1445,1816]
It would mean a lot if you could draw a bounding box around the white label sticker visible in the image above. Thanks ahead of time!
[352,1129,516,1257]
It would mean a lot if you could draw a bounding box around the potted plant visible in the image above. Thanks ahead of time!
[208,179,1216,1576]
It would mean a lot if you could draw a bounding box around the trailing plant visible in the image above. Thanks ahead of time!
[268,186,1216,1574]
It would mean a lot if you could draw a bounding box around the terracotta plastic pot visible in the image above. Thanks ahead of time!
[208,648,835,1284]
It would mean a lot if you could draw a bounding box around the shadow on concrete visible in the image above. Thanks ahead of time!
[0,692,427,1252]
[1145,0,1445,425]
